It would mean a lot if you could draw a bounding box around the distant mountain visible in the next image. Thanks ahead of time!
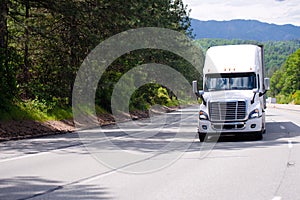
[191,19,300,41]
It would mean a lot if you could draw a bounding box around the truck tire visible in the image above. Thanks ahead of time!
[198,133,206,142]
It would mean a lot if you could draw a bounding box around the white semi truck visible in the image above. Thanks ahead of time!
[193,44,270,142]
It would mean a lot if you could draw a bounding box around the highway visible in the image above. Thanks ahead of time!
[1,105,300,200]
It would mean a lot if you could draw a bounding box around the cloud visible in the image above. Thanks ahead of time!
[183,0,300,26]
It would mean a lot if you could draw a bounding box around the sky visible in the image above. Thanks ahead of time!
[182,0,300,26]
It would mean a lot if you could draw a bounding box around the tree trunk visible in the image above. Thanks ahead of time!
[24,0,30,87]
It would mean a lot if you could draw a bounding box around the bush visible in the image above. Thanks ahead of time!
[276,90,300,105]
[0,98,73,122]
[292,90,300,105]
[275,94,292,104]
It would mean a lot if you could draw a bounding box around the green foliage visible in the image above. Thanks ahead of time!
[0,47,21,110]
[130,84,179,111]
[292,90,300,105]
[264,40,300,76]
[96,47,201,112]
[0,0,194,121]
[275,94,292,104]
[155,87,173,105]
[270,49,300,104]
[0,99,73,121]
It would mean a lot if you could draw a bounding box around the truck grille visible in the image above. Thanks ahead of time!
[209,101,246,122]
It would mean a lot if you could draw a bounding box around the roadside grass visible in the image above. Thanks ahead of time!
[0,94,196,122]
[0,101,72,122]
[0,99,111,122]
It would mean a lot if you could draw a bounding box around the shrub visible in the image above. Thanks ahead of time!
[275,94,292,104]
[292,90,300,105]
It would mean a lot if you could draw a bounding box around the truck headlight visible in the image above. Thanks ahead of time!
[199,110,209,120]
[249,109,260,119]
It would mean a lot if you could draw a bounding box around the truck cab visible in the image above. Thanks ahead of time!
[193,44,270,142]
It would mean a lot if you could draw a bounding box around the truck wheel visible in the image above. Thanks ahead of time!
[199,133,206,142]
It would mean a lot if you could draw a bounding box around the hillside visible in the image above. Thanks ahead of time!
[191,19,300,41]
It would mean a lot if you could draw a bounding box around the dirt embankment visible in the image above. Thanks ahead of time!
[0,107,175,141]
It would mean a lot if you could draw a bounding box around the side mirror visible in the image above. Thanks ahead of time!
[264,78,270,91]
[192,80,204,97]
[252,88,259,93]
[192,80,199,96]
[192,80,206,105]
[257,78,270,98]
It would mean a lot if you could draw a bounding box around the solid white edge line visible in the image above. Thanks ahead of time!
[0,151,49,163]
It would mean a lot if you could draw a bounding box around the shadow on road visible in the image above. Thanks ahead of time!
[0,176,112,200]
[265,121,300,139]
[188,121,300,151]
[207,121,300,142]
[89,120,300,153]
[1,120,300,157]
[0,133,89,160]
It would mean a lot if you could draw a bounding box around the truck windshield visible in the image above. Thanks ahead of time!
[205,73,257,91]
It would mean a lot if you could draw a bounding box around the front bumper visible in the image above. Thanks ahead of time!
[198,117,262,134]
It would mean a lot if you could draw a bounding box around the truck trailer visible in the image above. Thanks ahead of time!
[193,44,270,142]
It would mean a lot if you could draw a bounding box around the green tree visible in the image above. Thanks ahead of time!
[280,49,300,95]
[0,0,20,110]
[1,0,195,119]
[270,48,300,104]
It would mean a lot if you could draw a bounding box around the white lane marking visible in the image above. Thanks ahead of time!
[280,125,286,130]
[288,140,293,149]
[0,151,50,163]
[0,143,83,163]
[272,196,282,200]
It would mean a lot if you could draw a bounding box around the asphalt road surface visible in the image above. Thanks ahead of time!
[1,105,300,200]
